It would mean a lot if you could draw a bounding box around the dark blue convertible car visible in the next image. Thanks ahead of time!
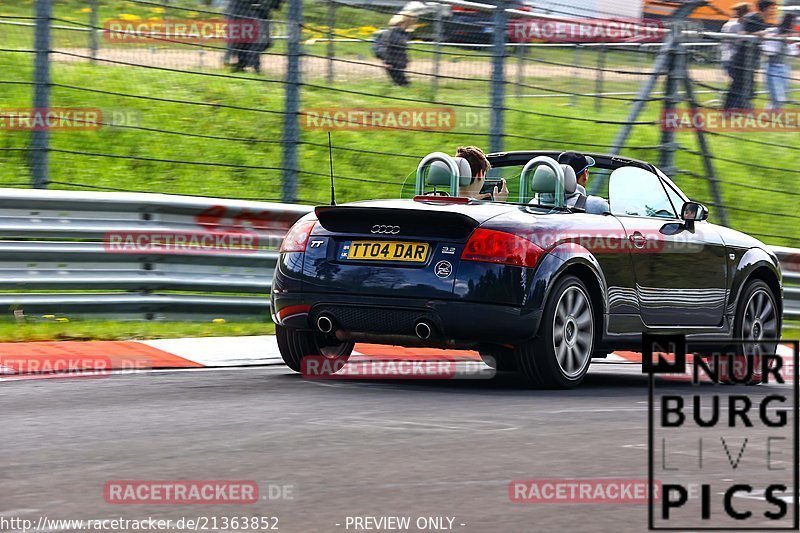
[271,151,782,388]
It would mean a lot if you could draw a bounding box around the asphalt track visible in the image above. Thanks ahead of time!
[3,359,797,533]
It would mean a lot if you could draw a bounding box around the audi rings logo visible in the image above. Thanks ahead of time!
[371,225,400,235]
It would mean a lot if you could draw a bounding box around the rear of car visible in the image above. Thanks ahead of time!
[271,198,548,347]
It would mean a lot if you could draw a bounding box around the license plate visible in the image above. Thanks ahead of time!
[343,241,429,263]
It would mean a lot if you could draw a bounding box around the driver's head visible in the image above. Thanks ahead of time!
[456,146,490,196]
[558,152,595,187]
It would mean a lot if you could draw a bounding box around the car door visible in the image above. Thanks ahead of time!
[608,167,727,327]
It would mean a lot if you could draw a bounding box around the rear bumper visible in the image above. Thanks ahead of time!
[271,291,543,345]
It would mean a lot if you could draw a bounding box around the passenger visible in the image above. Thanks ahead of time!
[455,146,509,202]
[558,151,610,214]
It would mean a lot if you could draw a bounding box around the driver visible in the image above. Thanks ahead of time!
[558,151,610,214]
[456,146,509,202]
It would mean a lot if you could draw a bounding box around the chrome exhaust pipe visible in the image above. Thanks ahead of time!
[415,321,432,341]
[316,314,335,334]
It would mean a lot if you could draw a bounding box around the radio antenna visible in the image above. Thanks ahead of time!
[328,132,336,206]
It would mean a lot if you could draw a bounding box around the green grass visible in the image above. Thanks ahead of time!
[0,318,274,342]
[782,324,800,341]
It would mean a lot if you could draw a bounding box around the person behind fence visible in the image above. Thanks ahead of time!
[227,0,283,73]
[721,3,751,79]
[724,0,777,110]
[373,11,416,87]
[763,13,798,110]
[454,146,509,202]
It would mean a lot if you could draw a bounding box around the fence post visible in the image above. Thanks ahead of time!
[515,44,523,99]
[326,0,335,84]
[570,45,580,107]
[282,0,302,203]
[489,1,506,154]
[31,0,52,189]
[89,0,99,61]
[594,46,606,112]
[659,33,682,177]
[431,6,443,100]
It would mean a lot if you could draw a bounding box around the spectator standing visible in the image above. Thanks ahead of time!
[227,0,283,73]
[381,12,416,87]
[725,0,777,110]
[763,13,797,109]
[721,3,750,78]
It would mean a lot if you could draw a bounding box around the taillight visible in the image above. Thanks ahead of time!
[280,219,316,253]
[461,228,544,268]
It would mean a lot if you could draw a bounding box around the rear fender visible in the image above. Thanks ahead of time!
[528,243,608,328]
[728,247,783,318]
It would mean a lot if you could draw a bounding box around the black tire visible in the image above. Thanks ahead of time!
[723,279,781,384]
[275,324,354,374]
[479,348,517,372]
[514,275,595,389]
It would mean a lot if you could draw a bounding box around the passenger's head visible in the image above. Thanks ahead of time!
[456,146,490,178]
[732,2,750,19]
[455,146,491,197]
[558,152,595,187]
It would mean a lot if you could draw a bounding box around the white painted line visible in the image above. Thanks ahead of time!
[140,335,282,366]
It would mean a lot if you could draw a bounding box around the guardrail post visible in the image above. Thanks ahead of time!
[489,1,506,154]
[31,0,52,189]
[89,0,99,62]
[282,0,302,203]
[326,0,335,84]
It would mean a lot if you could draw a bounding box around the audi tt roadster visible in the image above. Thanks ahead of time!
[271,151,783,388]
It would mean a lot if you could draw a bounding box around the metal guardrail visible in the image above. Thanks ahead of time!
[0,187,797,322]
[0,188,311,320]
[772,247,800,321]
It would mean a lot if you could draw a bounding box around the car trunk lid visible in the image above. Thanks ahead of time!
[302,200,513,299]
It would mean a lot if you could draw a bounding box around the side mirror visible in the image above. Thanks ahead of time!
[681,201,709,222]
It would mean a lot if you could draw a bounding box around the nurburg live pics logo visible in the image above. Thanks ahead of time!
[643,334,799,530]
